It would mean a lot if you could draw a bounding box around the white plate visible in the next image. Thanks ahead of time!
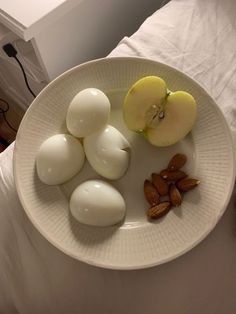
[14,57,235,269]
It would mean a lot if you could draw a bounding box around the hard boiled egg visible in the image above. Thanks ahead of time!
[36,134,85,185]
[66,88,110,137]
[84,125,130,180]
[70,180,126,227]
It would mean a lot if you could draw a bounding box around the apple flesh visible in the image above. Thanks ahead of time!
[147,91,197,146]
[123,76,167,132]
[123,76,197,147]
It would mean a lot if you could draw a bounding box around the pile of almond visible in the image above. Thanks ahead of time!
[143,153,200,220]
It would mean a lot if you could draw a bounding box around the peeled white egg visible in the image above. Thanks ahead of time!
[66,88,110,137]
[84,125,130,180]
[36,134,85,185]
[70,180,126,227]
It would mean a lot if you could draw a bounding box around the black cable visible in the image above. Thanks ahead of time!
[0,98,17,132]
[0,134,9,146]
[2,43,36,99]
[13,55,36,98]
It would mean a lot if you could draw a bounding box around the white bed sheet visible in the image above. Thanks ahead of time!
[1,0,236,313]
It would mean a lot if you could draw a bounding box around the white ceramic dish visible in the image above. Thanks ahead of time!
[14,57,235,269]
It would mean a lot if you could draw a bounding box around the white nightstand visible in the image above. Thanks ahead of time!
[0,0,164,110]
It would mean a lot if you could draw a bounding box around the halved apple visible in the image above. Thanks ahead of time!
[123,76,197,147]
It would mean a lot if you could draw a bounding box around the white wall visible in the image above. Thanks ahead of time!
[33,0,168,80]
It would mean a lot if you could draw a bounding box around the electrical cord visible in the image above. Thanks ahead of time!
[13,40,45,83]
[0,44,37,135]
[13,55,36,98]
[2,43,36,99]
[0,98,17,133]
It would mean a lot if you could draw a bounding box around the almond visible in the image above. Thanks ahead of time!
[169,184,182,206]
[147,202,171,219]
[144,180,160,206]
[168,153,187,171]
[176,178,200,192]
[160,169,187,181]
[152,173,168,196]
